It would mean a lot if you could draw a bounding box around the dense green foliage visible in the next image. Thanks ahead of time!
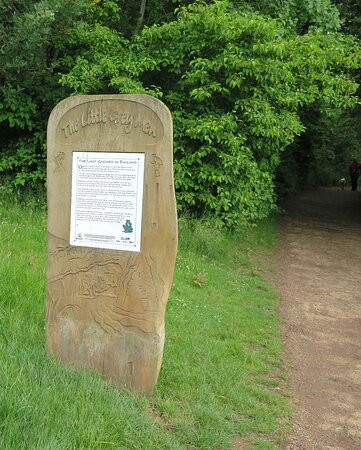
[1,0,361,225]
[277,106,361,193]
[276,0,361,193]
[238,0,341,32]
[0,0,87,186]
[0,200,288,448]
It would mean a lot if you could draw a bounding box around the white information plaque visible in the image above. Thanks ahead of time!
[70,152,145,252]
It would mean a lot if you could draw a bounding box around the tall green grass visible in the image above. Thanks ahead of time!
[0,200,289,449]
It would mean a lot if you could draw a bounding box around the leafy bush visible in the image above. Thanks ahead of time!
[0,0,88,188]
[62,1,360,226]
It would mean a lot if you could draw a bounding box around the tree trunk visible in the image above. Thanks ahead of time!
[134,0,147,36]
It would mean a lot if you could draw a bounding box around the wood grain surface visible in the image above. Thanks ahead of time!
[46,95,177,393]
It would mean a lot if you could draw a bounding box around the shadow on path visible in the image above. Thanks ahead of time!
[276,188,361,449]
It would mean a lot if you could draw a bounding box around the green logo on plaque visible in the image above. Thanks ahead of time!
[123,220,133,233]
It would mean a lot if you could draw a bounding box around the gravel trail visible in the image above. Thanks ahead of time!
[277,188,361,449]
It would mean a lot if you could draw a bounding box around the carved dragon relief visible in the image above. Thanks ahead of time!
[47,241,166,336]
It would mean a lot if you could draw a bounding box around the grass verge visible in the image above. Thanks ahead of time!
[0,200,289,449]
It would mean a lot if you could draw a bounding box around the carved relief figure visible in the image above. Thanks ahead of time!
[150,154,163,177]
[53,152,65,172]
[47,244,165,336]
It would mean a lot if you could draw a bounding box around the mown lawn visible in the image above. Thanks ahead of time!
[0,199,289,449]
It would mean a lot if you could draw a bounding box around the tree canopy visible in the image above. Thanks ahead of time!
[1,0,360,226]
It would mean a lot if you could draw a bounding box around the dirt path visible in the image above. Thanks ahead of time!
[276,188,361,449]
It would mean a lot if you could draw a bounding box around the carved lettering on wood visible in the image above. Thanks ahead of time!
[57,100,163,142]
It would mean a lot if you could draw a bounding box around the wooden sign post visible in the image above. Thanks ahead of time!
[46,95,177,393]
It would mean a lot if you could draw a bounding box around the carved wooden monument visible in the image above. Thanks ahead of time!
[46,95,177,393]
